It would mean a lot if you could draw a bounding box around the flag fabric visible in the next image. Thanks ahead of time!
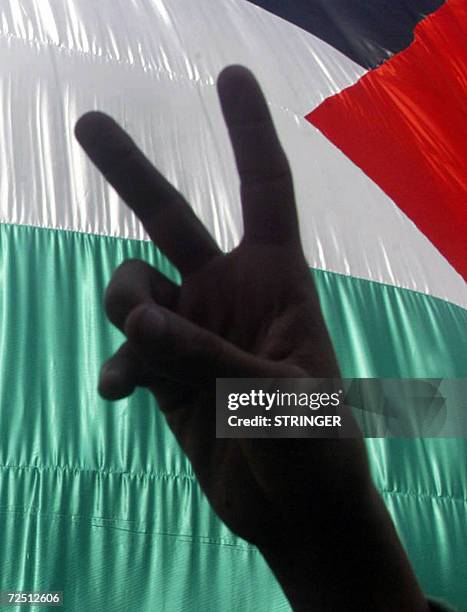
[0,1,465,610]
[307,0,466,279]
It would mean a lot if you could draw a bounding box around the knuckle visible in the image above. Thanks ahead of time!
[104,285,131,327]
[194,329,225,377]
[104,259,152,326]
[115,258,150,277]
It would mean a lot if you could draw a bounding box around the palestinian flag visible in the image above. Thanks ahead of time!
[0,1,465,610]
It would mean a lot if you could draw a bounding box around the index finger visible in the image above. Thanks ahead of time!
[75,112,221,276]
[217,66,299,245]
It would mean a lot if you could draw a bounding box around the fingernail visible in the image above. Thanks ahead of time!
[136,305,165,336]
[98,363,133,400]
[100,361,120,379]
[99,363,121,390]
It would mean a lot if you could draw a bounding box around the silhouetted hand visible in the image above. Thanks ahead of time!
[75,66,428,612]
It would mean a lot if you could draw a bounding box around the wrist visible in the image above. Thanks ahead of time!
[258,485,428,612]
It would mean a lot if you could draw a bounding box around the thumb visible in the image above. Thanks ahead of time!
[124,304,297,386]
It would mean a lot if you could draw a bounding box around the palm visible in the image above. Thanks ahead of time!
[176,246,314,362]
[157,244,338,544]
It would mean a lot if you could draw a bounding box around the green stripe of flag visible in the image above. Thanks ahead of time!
[1,222,466,610]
